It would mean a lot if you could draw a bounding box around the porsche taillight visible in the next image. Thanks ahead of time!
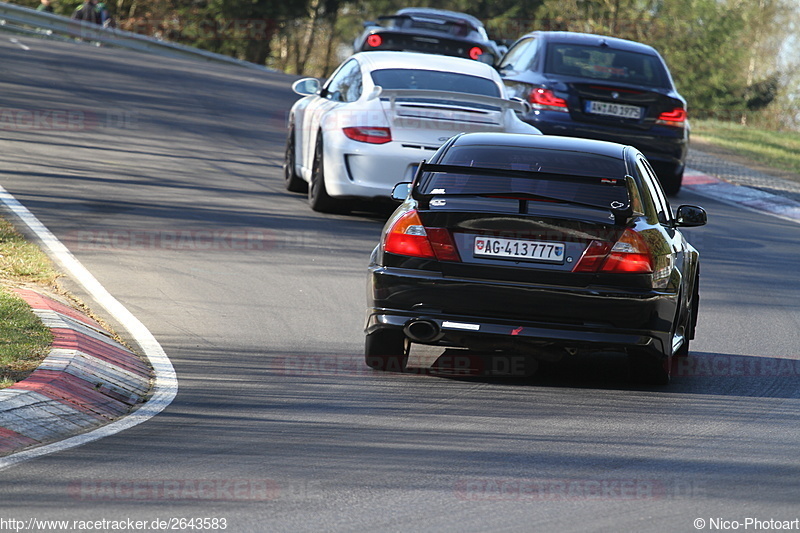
[384,210,460,262]
[343,126,392,144]
[573,229,654,273]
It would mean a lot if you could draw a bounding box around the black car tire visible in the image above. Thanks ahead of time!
[284,124,307,193]
[660,165,684,196]
[676,275,699,358]
[365,330,409,372]
[629,351,671,386]
[308,134,346,213]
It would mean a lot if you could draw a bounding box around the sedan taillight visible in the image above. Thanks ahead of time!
[384,210,460,262]
[343,126,392,144]
[573,229,654,274]
[529,88,569,112]
[656,107,687,127]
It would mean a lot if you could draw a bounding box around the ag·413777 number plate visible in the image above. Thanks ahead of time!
[474,237,565,263]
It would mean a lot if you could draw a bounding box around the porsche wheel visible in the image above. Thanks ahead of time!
[283,124,307,193]
[308,133,345,213]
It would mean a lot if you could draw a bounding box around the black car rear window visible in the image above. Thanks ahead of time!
[371,69,501,97]
[384,15,477,37]
[420,145,630,211]
[545,44,668,88]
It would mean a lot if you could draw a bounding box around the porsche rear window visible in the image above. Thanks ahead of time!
[545,44,668,88]
[371,69,501,97]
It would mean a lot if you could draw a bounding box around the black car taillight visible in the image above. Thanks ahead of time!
[384,210,460,262]
[572,229,653,273]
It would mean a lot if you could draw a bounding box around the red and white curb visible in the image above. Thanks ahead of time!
[683,169,800,224]
[0,289,152,456]
[0,184,176,471]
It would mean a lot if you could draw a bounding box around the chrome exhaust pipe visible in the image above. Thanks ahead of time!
[404,319,442,343]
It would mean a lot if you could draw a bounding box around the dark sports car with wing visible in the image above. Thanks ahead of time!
[354,8,502,64]
[365,132,707,384]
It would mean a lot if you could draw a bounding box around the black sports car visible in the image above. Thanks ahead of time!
[498,31,689,195]
[365,132,707,384]
[354,8,502,64]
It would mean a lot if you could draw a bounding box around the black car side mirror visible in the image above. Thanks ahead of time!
[392,183,412,201]
[675,205,707,227]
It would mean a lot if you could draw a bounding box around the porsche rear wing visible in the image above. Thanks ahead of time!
[378,89,528,115]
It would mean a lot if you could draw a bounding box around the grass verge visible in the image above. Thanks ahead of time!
[693,119,800,176]
[0,216,59,388]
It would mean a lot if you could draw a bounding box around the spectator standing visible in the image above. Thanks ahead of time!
[36,0,54,13]
[71,0,102,24]
[95,1,116,28]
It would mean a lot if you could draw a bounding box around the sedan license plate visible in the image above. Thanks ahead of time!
[474,237,565,263]
[585,100,643,119]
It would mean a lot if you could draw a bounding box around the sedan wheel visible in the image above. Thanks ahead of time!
[365,330,409,372]
[283,125,307,193]
[660,165,684,196]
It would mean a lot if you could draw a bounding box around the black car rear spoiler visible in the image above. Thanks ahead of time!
[376,14,478,32]
[413,163,635,225]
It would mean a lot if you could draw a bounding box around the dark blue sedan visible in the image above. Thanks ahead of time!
[498,31,688,194]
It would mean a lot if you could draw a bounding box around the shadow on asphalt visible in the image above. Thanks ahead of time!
[408,348,800,398]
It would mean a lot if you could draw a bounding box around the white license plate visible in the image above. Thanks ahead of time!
[585,100,643,119]
[474,237,565,263]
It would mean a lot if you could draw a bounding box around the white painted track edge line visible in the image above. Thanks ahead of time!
[0,184,178,470]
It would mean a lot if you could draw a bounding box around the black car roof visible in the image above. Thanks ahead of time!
[449,132,629,160]
[523,31,659,56]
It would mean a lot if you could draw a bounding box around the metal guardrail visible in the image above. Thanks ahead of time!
[0,1,275,72]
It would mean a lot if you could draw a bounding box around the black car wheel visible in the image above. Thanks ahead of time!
[308,134,346,213]
[365,330,409,372]
[675,275,699,358]
[283,124,307,193]
[629,350,671,386]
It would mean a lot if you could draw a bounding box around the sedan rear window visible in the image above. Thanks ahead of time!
[371,69,501,97]
[545,44,668,88]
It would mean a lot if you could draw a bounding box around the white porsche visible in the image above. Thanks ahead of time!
[283,51,541,212]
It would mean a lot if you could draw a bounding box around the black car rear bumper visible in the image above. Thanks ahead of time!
[367,265,676,359]
[522,111,688,169]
